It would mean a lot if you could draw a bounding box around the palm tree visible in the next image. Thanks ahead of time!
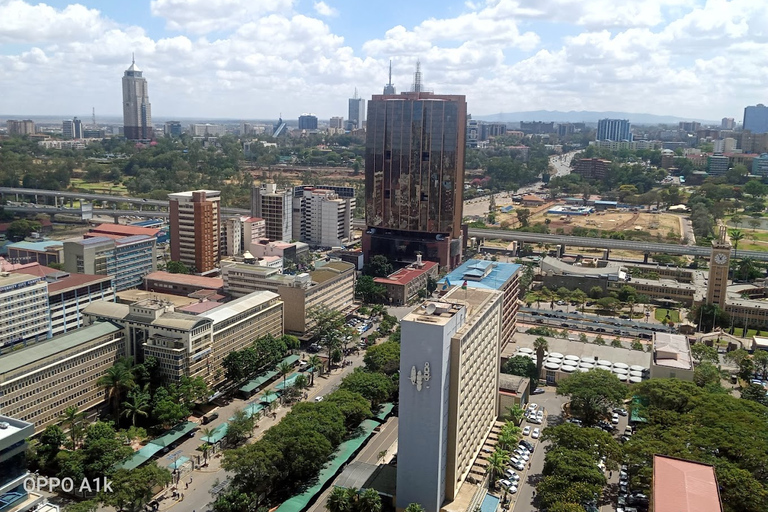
[404,504,426,512]
[327,486,353,512]
[356,488,382,512]
[533,336,549,385]
[277,362,293,402]
[58,406,86,449]
[199,442,211,464]
[487,449,507,485]
[121,387,150,426]
[498,431,517,452]
[97,363,135,423]
[261,389,278,415]
[308,354,323,385]
[500,422,522,441]
[505,404,525,425]
[730,229,745,259]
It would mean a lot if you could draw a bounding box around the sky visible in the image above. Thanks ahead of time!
[1,0,767,122]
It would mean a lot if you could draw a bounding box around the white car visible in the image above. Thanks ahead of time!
[523,426,531,436]
[532,428,541,439]
[511,461,525,471]
[536,410,544,421]
[505,470,520,481]
[612,413,620,424]
[499,479,513,489]
[527,403,539,412]
[514,450,530,462]
[507,485,518,494]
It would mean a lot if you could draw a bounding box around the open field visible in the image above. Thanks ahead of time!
[655,308,681,323]
[70,178,128,195]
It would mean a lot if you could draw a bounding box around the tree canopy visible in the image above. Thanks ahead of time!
[556,369,626,426]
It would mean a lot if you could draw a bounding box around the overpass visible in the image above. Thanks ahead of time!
[0,187,249,215]
[349,220,768,261]
[2,205,170,222]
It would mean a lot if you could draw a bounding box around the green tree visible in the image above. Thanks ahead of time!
[729,229,745,259]
[741,383,768,406]
[121,386,151,426]
[752,350,768,379]
[690,343,719,365]
[363,342,400,375]
[541,423,622,467]
[404,504,426,512]
[693,362,722,388]
[516,208,532,227]
[6,219,42,240]
[327,487,353,512]
[308,354,324,384]
[631,339,644,351]
[487,449,507,485]
[59,405,87,449]
[355,275,386,304]
[570,289,588,313]
[277,362,294,402]
[97,362,135,423]
[502,355,539,391]
[228,409,256,445]
[505,404,526,424]
[363,255,394,278]
[309,306,350,372]
[165,260,191,274]
[100,463,172,512]
[611,337,622,348]
[325,390,372,428]
[339,368,393,407]
[588,286,603,299]
[556,369,626,426]
[533,337,548,385]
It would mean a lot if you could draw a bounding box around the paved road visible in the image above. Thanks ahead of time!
[549,152,576,178]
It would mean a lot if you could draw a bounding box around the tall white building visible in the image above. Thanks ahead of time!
[397,287,503,512]
[0,273,50,347]
[292,187,354,247]
[251,184,293,242]
[223,216,266,256]
[122,56,153,140]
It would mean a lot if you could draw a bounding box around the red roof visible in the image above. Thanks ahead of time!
[653,455,722,512]
[521,194,545,203]
[10,263,112,293]
[374,260,437,286]
[144,271,224,289]
[89,223,161,237]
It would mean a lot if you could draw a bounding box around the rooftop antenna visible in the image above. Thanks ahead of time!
[388,61,392,86]
[412,59,422,93]
[353,87,358,99]
[132,52,135,65]
[384,60,396,95]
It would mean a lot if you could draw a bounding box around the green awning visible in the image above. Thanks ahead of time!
[202,423,228,444]
[260,391,281,403]
[374,403,394,421]
[169,456,190,470]
[148,421,198,448]
[239,370,279,393]
[274,373,300,391]
[120,444,158,470]
[281,354,300,366]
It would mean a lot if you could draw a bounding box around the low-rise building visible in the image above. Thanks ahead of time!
[0,272,50,347]
[0,321,125,433]
[652,455,723,512]
[498,374,530,414]
[249,239,309,264]
[86,223,163,239]
[144,271,224,297]
[221,260,355,335]
[63,235,156,291]
[5,240,64,266]
[650,332,694,381]
[573,158,611,179]
[521,195,546,207]
[374,257,439,306]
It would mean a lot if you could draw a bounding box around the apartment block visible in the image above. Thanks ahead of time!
[0,273,50,347]
[169,190,221,274]
[251,184,293,242]
[63,235,156,291]
[144,271,223,297]
[374,257,439,306]
[397,287,503,512]
[222,216,266,256]
[11,263,115,337]
[573,158,611,179]
[222,260,355,335]
[5,119,35,136]
[0,321,125,433]
[292,187,354,247]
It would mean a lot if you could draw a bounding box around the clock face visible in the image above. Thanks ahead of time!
[714,253,728,265]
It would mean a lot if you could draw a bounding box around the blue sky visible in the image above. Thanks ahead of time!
[1,0,767,121]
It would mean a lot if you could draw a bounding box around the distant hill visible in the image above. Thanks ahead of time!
[474,110,717,126]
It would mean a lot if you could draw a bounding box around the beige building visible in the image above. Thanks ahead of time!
[222,260,355,335]
[707,227,731,307]
[397,287,503,512]
[650,332,694,381]
[374,258,439,306]
[83,292,283,386]
[0,321,125,433]
[0,272,50,347]
[251,184,293,242]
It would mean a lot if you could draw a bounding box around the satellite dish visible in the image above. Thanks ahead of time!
[425,303,437,315]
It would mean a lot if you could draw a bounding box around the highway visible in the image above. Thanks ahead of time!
[0,187,249,214]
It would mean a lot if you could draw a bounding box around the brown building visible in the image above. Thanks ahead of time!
[169,190,221,275]
[86,223,163,239]
[652,455,722,512]
[572,158,611,179]
[374,257,439,306]
[521,194,546,207]
[144,271,224,297]
[363,80,466,269]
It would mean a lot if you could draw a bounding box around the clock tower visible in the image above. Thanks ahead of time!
[706,225,731,308]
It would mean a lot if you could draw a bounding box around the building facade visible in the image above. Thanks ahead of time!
[0,321,125,433]
[169,190,221,274]
[62,118,83,140]
[6,240,64,266]
[0,273,50,347]
[251,184,293,242]
[6,119,35,136]
[63,235,156,291]
[363,89,467,269]
[122,58,153,140]
[573,158,612,179]
[650,332,694,381]
[292,187,354,247]
[596,119,632,141]
[374,257,439,306]
[753,153,768,177]
[298,114,318,130]
[397,287,503,512]
[222,216,266,256]
[743,104,768,135]
[707,226,731,307]
[164,121,183,137]
[348,92,365,130]
[329,117,344,129]
[0,415,47,512]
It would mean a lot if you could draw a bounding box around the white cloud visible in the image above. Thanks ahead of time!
[0,0,115,43]
[313,1,337,17]
[149,0,295,34]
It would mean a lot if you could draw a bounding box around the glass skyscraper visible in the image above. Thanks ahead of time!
[597,118,632,141]
[122,56,153,140]
[744,104,768,134]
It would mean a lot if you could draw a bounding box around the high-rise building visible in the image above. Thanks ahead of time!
[169,190,221,274]
[329,117,344,129]
[251,184,293,242]
[62,117,83,139]
[6,119,35,135]
[743,104,768,134]
[298,114,318,130]
[291,187,354,247]
[347,89,365,130]
[363,65,467,269]
[678,121,701,133]
[164,121,183,137]
[0,273,50,347]
[222,216,266,256]
[707,226,731,308]
[721,117,736,130]
[596,118,632,141]
[397,287,503,512]
[122,56,153,140]
[383,60,396,95]
[63,235,157,291]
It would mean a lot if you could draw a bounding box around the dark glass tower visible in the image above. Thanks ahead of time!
[363,85,466,269]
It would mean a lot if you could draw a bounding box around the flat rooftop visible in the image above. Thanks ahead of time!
[403,299,464,326]
[439,259,521,291]
[90,223,161,237]
[653,455,722,512]
[654,332,692,370]
[144,271,224,289]
[116,289,199,307]
[375,261,438,286]
[6,240,63,251]
[505,332,651,369]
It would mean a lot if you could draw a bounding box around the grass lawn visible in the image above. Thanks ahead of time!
[655,308,680,323]
[70,178,128,195]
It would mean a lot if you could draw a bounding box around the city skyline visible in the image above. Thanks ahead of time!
[0,0,767,121]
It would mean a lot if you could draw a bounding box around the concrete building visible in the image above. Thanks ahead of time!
[63,235,156,291]
[6,240,64,266]
[122,57,153,140]
[329,117,344,129]
[707,226,731,308]
[650,332,694,381]
[87,222,163,240]
[498,374,530,413]
[222,216,266,256]
[439,259,521,349]
[364,85,467,269]
[721,117,735,130]
[221,260,355,335]
[251,184,293,242]
[397,287,503,512]
[0,321,125,433]
[6,119,35,136]
[348,90,365,130]
[189,124,225,137]
[652,455,722,512]
[169,190,221,274]
[707,154,729,175]
[0,415,48,512]
[752,153,768,177]
[62,118,83,140]
[292,187,354,247]
[573,158,612,179]
[743,104,768,134]
[374,257,439,306]
[249,239,309,264]
[144,271,223,297]
[0,273,50,347]
[596,118,632,141]
[713,138,737,154]
[164,121,183,137]
[298,114,318,130]
[11,263,115,337]
[83,292,283,386]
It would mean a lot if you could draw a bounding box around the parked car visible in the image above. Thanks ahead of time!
[612,413,620,424]
[523,426,531,436]
[519,440,534,452]
[614,408,628,416]
[499,479,513,489]
[532,428,541,439]
[531,388,545,395]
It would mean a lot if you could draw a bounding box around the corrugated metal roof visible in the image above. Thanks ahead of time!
[202,290,280,324]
